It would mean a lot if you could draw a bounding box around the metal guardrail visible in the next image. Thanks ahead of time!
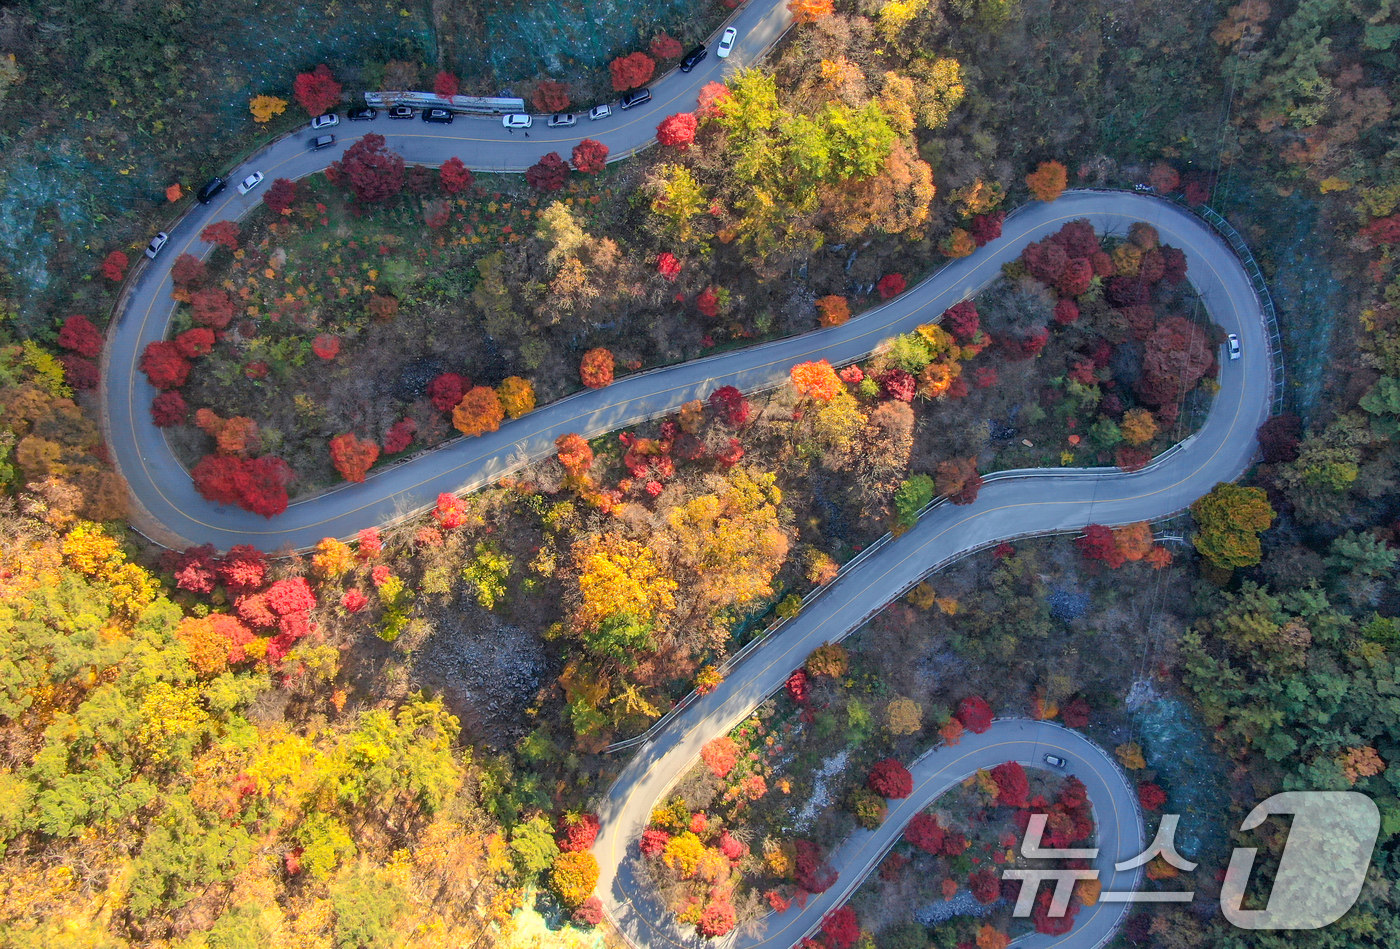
[1190,203,1286,415]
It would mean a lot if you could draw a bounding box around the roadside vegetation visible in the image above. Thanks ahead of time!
[0,0,1397,947]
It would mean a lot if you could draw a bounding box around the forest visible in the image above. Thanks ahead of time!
[0,0,1399,947]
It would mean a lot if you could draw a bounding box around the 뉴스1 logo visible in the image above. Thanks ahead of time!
[1003,791,1380,931]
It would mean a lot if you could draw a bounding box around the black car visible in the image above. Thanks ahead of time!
[196,176,226,204]
[311,134,337,150]
[619,88,651,110]
[388,105,415,119]
[422,108,454,124]
[679,46,708,72]
[347,106,377,121]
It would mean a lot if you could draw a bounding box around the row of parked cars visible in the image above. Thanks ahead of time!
[144,27,745,259]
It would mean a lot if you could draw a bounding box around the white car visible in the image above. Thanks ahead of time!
[717,27,738,58]
[311,113,339,129]
[1227,334,1242,360]
[144,232,169,260]
[1043,754,1068,769]
[502,113,533,129]
[237,172,265,195]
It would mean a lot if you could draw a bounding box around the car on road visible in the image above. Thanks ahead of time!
[310,134,336,150]
[347,106,377,121]
[1043,754,1068,769]
[502,113,533,129]
[1227,333,1242,360]
[388,105,415,119]
[619,88,651,110]
[196,177,226,204]
[144,232,169,259]
[310,113,339,129]
[588,104,612,121]
[717,27,738,58]
[422,108,454,124]
[236,171,264,195]
[547,113,577,128]
[679,46,708,72]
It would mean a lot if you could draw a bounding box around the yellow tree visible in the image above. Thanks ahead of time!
[496,377,536,419]
[572,533,677,632]
[663,469,790,621]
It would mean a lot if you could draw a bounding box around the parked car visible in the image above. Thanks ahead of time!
[1227,334,1242,360]
[422,108,454,124]
[588,104,612,121]
[144,232,169,260]
[347,106,378,121]
[717,27,738,58]
[236,171,265,195]
[547,112,577,128]
[1043,754,1068,769]
[310,113,339,129]
[388,105,415,119]
[196,176,226,204]
[310,134,337,150]
[679,46,708,72]
[619,88,651,110]
[502,113,533,129]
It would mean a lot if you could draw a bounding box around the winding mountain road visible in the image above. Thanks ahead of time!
[100,6,1277,947]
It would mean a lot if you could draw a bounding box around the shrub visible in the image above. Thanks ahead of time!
[868,759,913,798]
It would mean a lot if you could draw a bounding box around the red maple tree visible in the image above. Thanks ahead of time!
[383,418,416,454]
[150,391,189,427]
[877,273,907,299]
[956,696,994,733]
[139,341,190,389]
[428,372,470,412]
[200,220,241,250]
[990,761,1029,807]
[175,327,216,358]
[58,315,104,357]
[433,71,459,99]
[821,907,860,949]
[709,385,750,426]
[571,139,609,174]
[609,52,655,91]
[60,355,98,389]
[526,152,569,191]
[170,253,207,290]
[331,134,405,203]
[557,814,601,852]
[532,80,571,113]
[580,348,614,388]
[263,177,298,214]
[100,250,128,282]
[1138,782,1167,810]
[905,813,944,854]
[329,433,380,483]
[192,454,293,517]
[656,113,697,149]
[649,33,683,59]
[293,64,342,115]
[868,759,913,798]
[439,157,475,194]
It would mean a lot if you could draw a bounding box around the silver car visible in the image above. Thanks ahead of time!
[547,113,577,128]
[237,172,265,195]
[144,232,169,260]
[1227,334,1242,360]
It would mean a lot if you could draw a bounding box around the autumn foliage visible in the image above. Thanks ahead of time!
[100,250,128,282]
[192,454,293,517]
[790,360,842,402]
[263,177,298,214]
[526,152,570,192]
[877,273,907,299]
[428,372,469,413]
[496,376,536,419]
[868,759,913,798]
[139,341,190,390]
[789,0,835,23]
[555,433,594,477]
[956,696,994,733]
[58,315,104,358]
[1026,160,1069,201]
[329,433,380,483]
[452,386,505,437]
[657,113,698,149]
[580,348,615,388]
[200,220,241,250]
[609,52,656,92]
[816,295,850,327]
[433,71,459,99]
[293,64,342,115]
[533,80,571,113]
[571,139,609,174]
[331,134,405,203]
[439,157,475,194]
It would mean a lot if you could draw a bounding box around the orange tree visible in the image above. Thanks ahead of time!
[453,386,505,437]
[1025,160,1068,201]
